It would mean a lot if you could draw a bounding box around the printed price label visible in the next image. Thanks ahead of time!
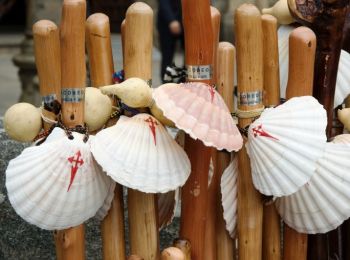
[186,65,213,80]
[61,88,85,103]
[238,91,263,106]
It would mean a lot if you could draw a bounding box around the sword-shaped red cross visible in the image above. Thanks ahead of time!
[145,116,158,145]
[67,150,84,191]
[252,124,279,141]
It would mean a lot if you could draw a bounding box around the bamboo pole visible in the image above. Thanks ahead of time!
[203,6,221,260]
[235,4,263,260]
[216,41,236,260]
[85,13,126,260]
[174,239,191,260]
[179,0,213,258]
[123,3,159,260]
[283,26,316,260]
[54,0,86,259]
[33,20,61,130]
[261,14,281,260]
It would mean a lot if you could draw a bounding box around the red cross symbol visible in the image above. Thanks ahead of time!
[145,116,158,145]
[208,85,215,103]
[252,124,279,141]
[67,150,84,192]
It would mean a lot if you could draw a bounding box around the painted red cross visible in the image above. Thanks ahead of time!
[67,150,84,192]
[145,116,158,145]
[208,85,215,103]
[252,124,279,141]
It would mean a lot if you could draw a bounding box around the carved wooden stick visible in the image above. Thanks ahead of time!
[283,26,316,260]
[261,14,281,260]
[55,0,86,259]
[235,4,263,260]
[180,0,213,258]
[203,6,221,260]
[123,3,160,260]
[33,20,61,130]
[85,13,126,260]
[216,41,236,260]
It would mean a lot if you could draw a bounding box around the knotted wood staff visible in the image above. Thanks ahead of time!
[287,1,349,258]
[179,0,213,258]
[204,6,221,260]
[123,3,159,259]
[283,26,316,260]
[261,14,281,260]
[54,0,86,259]
[234,4,263,259]
[216,41,236,260]
[33,20,61,130]
[85,13,126,260]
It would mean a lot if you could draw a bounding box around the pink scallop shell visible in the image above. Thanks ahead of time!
[153,82,243,152]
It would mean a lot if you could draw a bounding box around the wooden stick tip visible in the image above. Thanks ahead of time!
[261,14,277,23]
[210,6,220,16]
[218,41,235,49]
[290,26,316,45]
[161,247,185,259]
[86,13,109,24]
[86,13,110,34]
[33,20,58,35]
[62,0,86,8]
[127,2,153,15]
[236,3,261,17]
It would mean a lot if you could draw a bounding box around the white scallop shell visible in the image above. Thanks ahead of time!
[275,141,350,234]
[220,156,238,238]
[91,113,191,193]
[95,180,116,221]
[153,82,243,152]
[278,25,350,108]
[5,127,112,230]
[246,96,327,196]
[158,189,179,230]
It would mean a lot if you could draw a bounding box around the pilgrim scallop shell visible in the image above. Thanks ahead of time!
[95,180,116,221]
[91,113,191,193]
[158,189,179,230]
[152,82,243,152]
[5,127,112,230]
[275,140,350,233]
[246,96,327,196]
[278,25,350,108]
[220,156,238,238]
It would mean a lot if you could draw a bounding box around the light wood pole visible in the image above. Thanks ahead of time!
[55,0,87,259]
[85,13,126,260]
[235,4,264,260]
[283,26,316,260]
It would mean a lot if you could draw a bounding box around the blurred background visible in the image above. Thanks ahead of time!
[0,0,275,116]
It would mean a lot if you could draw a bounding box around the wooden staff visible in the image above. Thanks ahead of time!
[204,6,221,260]
[261,14,281,260]
[121,19,126,69]
[85,13,126,260]
[283,26,316,260]
[179,0,213,259]
[235,4,263,260]
[173,238,191,260]
[216,41,236,260]
[123,3,159,260]
[33,20,61,130]
[54,1,86,259]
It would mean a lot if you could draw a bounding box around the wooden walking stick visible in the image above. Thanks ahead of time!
[216,41,236,260]
[33,20,61,129]
[179,0,213,258]
[85,13,126,260]
[204,6,221,260]
[261,14,281,260]
[54,0,86,259]
[123,3,159,260]
[283,26,316,260]
[234,4,263,260]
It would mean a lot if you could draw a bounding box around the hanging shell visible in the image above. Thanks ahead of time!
[246,96,327,196]
[158,189,179,230]
[5,127,112,230]
[153,82,243,152]
[220,156,238,238]
[276,141,350,234]
[278,25,350,108]
[91,113,191,193]
[95,180,116,221]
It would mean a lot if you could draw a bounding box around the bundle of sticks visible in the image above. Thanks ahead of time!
[4,0,350,259]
